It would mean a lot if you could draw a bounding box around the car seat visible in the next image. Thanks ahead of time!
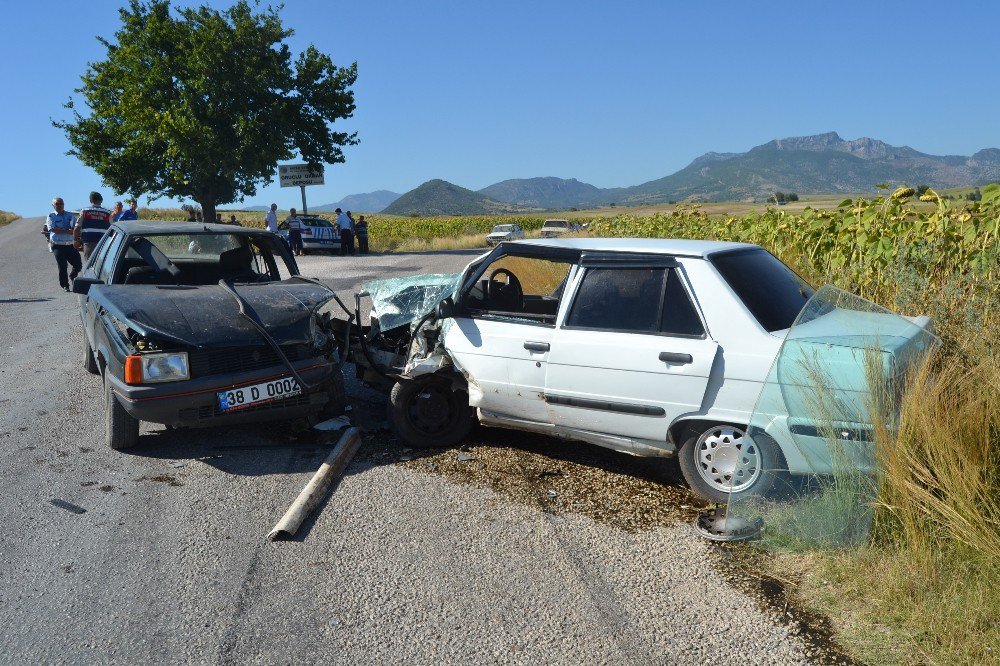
[219,246,257,282]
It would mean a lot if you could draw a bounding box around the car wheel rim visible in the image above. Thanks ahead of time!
[695,426,760,494]
[406,385,456,435]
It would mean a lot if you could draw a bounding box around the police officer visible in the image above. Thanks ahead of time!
[73,191,113,260]
[44,197,82,292]
[286,207,304,256]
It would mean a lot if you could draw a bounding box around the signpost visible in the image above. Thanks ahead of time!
[278,163,325,215]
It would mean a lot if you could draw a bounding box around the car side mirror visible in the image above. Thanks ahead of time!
[436,297,455,320]
[72,275,103,295]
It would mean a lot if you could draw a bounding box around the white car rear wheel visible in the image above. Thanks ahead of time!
[678,424,784,502]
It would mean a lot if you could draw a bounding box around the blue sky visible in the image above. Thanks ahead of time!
[3,0,998,216]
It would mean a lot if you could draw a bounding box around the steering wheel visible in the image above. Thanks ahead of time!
[486,267,523,308]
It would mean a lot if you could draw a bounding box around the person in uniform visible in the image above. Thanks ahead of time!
[43,197,82,291]
[73,191,113,260]
[286,207,304,256]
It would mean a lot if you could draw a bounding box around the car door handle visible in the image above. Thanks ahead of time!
[524,341,550,352]
[659,351,693,364]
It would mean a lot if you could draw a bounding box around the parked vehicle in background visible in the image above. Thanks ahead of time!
[278,215,341,253]
[486,224,524,246]
[539,219,581,238]
[334,238,933,502]
[72,221,346,450]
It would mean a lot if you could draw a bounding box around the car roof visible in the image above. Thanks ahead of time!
[511,237,758,257]
[114,220,273,235]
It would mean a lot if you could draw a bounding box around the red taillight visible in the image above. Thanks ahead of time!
[124,355,143,385]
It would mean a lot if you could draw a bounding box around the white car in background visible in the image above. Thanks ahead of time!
[278,215,341,253]
[486,224,524,246]
[539,219,582,238]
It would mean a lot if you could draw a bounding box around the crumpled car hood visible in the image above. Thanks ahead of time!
[89,281,335,347]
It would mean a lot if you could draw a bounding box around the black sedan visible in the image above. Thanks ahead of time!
[73,221,347,450]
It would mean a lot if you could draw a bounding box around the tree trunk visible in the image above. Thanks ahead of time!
[198,196,216,227]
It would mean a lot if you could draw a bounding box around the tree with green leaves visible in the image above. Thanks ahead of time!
[55,0,357,224]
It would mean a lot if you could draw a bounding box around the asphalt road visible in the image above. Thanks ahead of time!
[0,218,818,664]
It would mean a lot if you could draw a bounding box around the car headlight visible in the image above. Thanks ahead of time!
[124,352,190,384]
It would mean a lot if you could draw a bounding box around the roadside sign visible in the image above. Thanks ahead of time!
[279,163,325,187]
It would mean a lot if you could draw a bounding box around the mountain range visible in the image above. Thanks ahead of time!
[282,132,1000,216]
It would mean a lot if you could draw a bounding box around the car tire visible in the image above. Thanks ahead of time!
[319,369,347,419]
[105,371,139,451]
[83,338,98,375]
[678,423,785,503]
[388,376,474,449]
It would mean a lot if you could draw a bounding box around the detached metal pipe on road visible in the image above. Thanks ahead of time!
[267,427,361,541]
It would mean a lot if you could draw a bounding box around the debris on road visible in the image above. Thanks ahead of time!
[50,499,87,514]
[267,427,362,541]
[456,452,474,462]
[313,415,352,432]
[169,461,186,468]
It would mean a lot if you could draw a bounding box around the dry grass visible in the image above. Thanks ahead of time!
[772,281,1000,664]
[387,231,492,253]
[0,210,21,226]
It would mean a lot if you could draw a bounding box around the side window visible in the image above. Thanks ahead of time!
[89,231,115,273]
[661,270,705,337]
[566,268,665,333]
[98,232,125,283]
[461,255,573,324]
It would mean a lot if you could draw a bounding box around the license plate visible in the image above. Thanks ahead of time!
[217,376,301,412]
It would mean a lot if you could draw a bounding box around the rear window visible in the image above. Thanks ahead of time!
[711,249,813,332]
[543,220,568,228]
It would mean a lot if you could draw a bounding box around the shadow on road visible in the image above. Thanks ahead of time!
[125,422,328,477]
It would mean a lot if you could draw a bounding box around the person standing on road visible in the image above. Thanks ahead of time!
[355,215,369,254]
[229,214,242,226]
[286,207,304,256]
[74,191,113,261]
[335,208,355,256]
[265,203,279,233]
[111,201,124,222]
[118,198,139,221]
[44,197,82,292]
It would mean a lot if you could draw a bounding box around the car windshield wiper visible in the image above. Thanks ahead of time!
[217,279,319,391]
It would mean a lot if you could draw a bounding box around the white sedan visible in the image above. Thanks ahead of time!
[346,238,932,502]
[486,224,524,246]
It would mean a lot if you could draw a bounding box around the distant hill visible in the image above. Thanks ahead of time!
[312,190,401,213]
[249,132,1000,214]
[477,132,1000,206]
[606,132,1000,204]
[382,179,534,216]
[478,177,603,209]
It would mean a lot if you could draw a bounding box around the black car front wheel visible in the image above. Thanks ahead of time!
[105,371,139,451]
[83,337,98,375]
[388,377,474,449]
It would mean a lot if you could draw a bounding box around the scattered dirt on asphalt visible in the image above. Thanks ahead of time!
[141,474,184,487]
[711,545,859,665]
[353,424,709,532]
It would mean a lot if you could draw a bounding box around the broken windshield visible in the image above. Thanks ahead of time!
[362,273,463,332]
